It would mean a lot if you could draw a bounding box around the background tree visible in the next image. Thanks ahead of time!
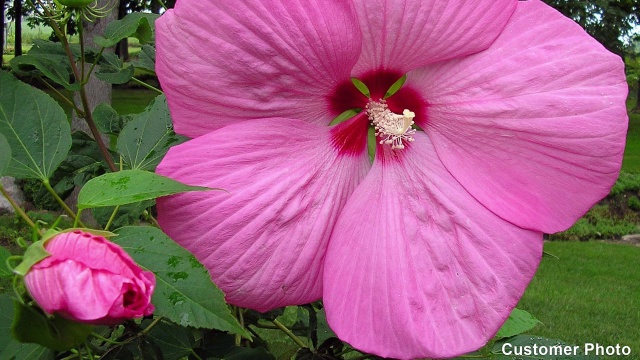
[115,0,173,60]
[5,0,28,56]
[1,1,5,53]
[12,0,20,56]
[543,0,639,56]
[544,0,640,110]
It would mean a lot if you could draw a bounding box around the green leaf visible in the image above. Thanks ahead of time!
[10,55,79,91]
[495,308,541,339]
[27,131,112,209]
[10,40,80,91]
[131,44,156,73]
[0,133,10,176]
[246,307,301,359]
[77,169,210,209]
[0,71,72,180]
[114,226,249,337]
[96,64,135,84]
[93,103,122,134]
[117,95,184,170]
[316,309,338,348]
[0,246,12,278]
[12,240,50,276]
[95,52,135,85]
[492,335,600,360]
[60,131,112,186]
[92,200,155,229]
[1,343,52,360]
[28,39,79,60]
[351,77,370,97]
[11,301,93,351]
[100,344,135,360]
[224,347,276,360]
[384,74,406,99]
[0,294,54,360]
[146,320,196,360]
[199,332,236,358]
[328,108,361,126]
[94,13,159,48]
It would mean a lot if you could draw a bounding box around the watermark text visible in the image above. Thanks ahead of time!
[501,343,632,357]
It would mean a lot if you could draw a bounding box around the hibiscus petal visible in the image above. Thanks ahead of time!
[323,134,542,359]
[156,0,362,137]
[60,267,130,323]
[156,117,370,311]
[352,0,517,75]
[42,231,142,278]
[23,261,69,315]
[407,0,628,233]
[26,260,125,322]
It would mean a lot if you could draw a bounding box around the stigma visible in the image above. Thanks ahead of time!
[366,100,416,150]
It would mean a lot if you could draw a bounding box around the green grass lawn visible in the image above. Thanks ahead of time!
[519,241,640,359]
[622,97,640,172]
[112,88,158,114]
[622,114,640,173]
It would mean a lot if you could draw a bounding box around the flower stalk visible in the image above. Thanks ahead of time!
[104,205,120,231]
[271,319,307,348]
[30,0,118,173]
[131,77,163,94]
[0,184,39,233]
[37,77,84,115]
[41,180,78,222]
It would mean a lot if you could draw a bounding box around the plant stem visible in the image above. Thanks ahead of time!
[59,353,81,360]
[73,19,118,173]
[73,209,82,228]
[90,332,125,346]
[143,210,160,228]
[12,274,25,304]
[131,77,163,94]
[0,184,39,233]
[104,205,120,231]
[140,316,163,336]
[253,323,308,331]
[41,180,86,227]
[85,47,105,83]
[271,319,307,348]
[156,0,168,10]
[78,12,86,85]
[34,0,117,173]
[84,341,94,360]
[234,306,242,346]
[38,77,84,115]
[96,316,165,354]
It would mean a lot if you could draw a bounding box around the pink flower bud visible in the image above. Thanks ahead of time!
[24,230,156,326]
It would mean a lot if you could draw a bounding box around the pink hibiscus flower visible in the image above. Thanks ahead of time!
[154,0,628,358]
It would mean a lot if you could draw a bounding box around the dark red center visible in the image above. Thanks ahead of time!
[123,288,137,307]
[327,69,428,156]
[328,69,428,125]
